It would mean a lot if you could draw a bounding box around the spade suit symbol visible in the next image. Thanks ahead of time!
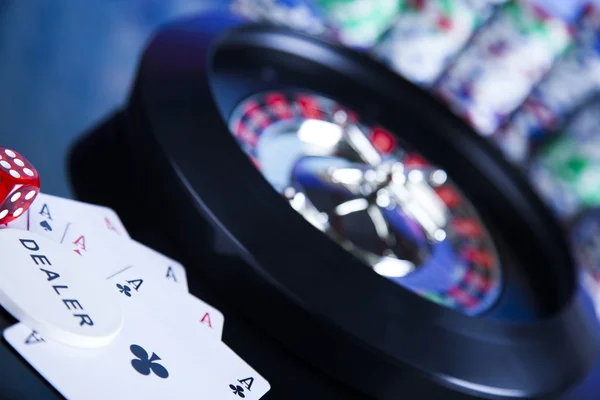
[39,220,52,232]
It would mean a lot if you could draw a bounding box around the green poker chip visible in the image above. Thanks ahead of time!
[532,100,600,217]
[541,137,600,206]
[316,0,405,47]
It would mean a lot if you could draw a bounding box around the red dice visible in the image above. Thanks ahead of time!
[0,147,40,225]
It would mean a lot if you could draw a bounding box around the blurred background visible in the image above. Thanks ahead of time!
[0,0,595,205]
[3,0,600,398]
[0,0,217,198]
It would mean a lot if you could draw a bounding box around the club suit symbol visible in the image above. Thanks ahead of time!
[130,344,169,378]
[229,384,245,398]
[116,284,132,297]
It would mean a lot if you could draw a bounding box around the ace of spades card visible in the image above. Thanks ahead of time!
[3,192,129,241]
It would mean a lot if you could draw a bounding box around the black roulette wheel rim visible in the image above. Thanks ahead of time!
[122,11,599,399]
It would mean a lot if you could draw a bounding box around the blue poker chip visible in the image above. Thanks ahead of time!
[569,209,600,324]
[570,208,600,280]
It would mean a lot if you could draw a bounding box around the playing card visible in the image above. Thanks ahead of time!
[60,225,212,334]
[59,222,188,293]
[107,264,222,338]
[27,192,129,242]
[5,288,268,399]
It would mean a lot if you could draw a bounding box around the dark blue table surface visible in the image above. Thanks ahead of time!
[0,0,217,198]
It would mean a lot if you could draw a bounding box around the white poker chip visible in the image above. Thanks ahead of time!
[0,229,123,348]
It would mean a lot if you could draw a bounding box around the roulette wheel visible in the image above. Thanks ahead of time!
[63,8,600,400]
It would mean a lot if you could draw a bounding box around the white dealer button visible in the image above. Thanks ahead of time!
[0,229,123,348]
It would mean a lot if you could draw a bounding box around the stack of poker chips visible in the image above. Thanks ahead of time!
[433,0,572,136]
[529,97,600,220]
[313,0,405,49]
[230,0,405,48]
[373,0,506,87]
[493,3,600,165]
[229,0,330,36]
[520,5,600,221]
